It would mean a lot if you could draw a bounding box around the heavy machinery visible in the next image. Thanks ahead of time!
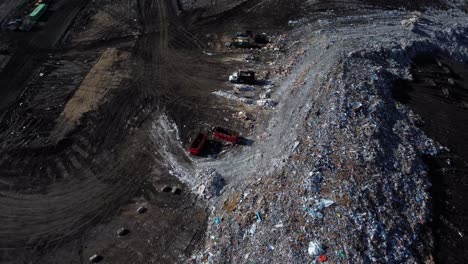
[213,127,239,144]
[231,31,269,48]
[19,3,47,31]
[229,70,256,84]
[231,31,253,48]
[189,133,208,156]
[188,127,240,156]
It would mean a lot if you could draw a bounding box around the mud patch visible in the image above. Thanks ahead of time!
[60,48,130,126]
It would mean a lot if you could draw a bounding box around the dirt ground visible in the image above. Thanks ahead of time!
[0,0,466,263]
[0,0,286,262]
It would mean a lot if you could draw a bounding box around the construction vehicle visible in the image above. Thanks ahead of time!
[189,133,208,156]
[231,31,253,48]
[19,3,47,31]
[229,70,256,84]
[214,127,239,144]
[231,31,269,48]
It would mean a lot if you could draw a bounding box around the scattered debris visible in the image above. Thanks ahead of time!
[117,227,129,237]
[89,254,103,263]
[137,206,147,214]
[229,70,256,84]
[194,169,225,199]
[255,212,262,222]
[318,254,328,263]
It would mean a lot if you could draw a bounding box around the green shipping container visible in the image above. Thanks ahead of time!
[29,4,47,22]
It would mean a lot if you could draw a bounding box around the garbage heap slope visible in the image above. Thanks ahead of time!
[195,9,468,263]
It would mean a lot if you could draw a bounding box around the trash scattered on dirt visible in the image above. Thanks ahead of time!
[194,169,226,199]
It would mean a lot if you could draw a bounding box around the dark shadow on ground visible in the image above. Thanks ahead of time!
[202,139,224,158]
[392,52,468,263]
[238,137,254,146]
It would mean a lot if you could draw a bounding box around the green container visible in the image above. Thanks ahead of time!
[29,4,47,22]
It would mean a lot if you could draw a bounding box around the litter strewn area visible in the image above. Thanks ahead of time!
[165,3,468,263]
[0,0,467,263]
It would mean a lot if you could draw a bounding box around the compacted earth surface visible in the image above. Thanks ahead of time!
[0,0,467,263]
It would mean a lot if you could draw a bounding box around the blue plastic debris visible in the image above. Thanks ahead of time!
[214,217,221,225]
[256,212,262,222]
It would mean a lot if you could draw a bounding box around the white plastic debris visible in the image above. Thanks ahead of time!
[274,223,284,228]
[318,199,334,208]
[308,240,324,256]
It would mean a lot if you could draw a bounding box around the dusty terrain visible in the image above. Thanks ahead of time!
[0,0,466,263]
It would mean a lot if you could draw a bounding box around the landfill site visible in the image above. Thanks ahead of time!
[0,0,467,263]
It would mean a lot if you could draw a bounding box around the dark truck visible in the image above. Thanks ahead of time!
[231,31,269,48]
[228,70,256,84]
[214,127,239,144]
[189,132,208,156]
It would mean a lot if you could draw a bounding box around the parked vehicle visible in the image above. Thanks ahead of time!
[189,133,208,156]
[229,70,256,84]
[214,127,239,144]
[29,3,47,22]
[231,36,252,48]
[231,31,268,48]
[19,4,47,32]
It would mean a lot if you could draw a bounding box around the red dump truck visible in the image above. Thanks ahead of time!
[189,132,208,156]
[214,127,239,144]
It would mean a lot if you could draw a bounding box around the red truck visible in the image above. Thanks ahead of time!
[189,133,208,156]
[214,127,239,144]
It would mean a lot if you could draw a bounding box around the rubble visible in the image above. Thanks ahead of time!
[194,168,226,199]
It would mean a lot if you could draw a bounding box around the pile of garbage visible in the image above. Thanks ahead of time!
[194,168,226,199]
[187,7,468,264]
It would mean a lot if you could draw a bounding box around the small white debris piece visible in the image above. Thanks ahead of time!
[137,206,147,214]
[308,240,324,256]
[89,254,101,263]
